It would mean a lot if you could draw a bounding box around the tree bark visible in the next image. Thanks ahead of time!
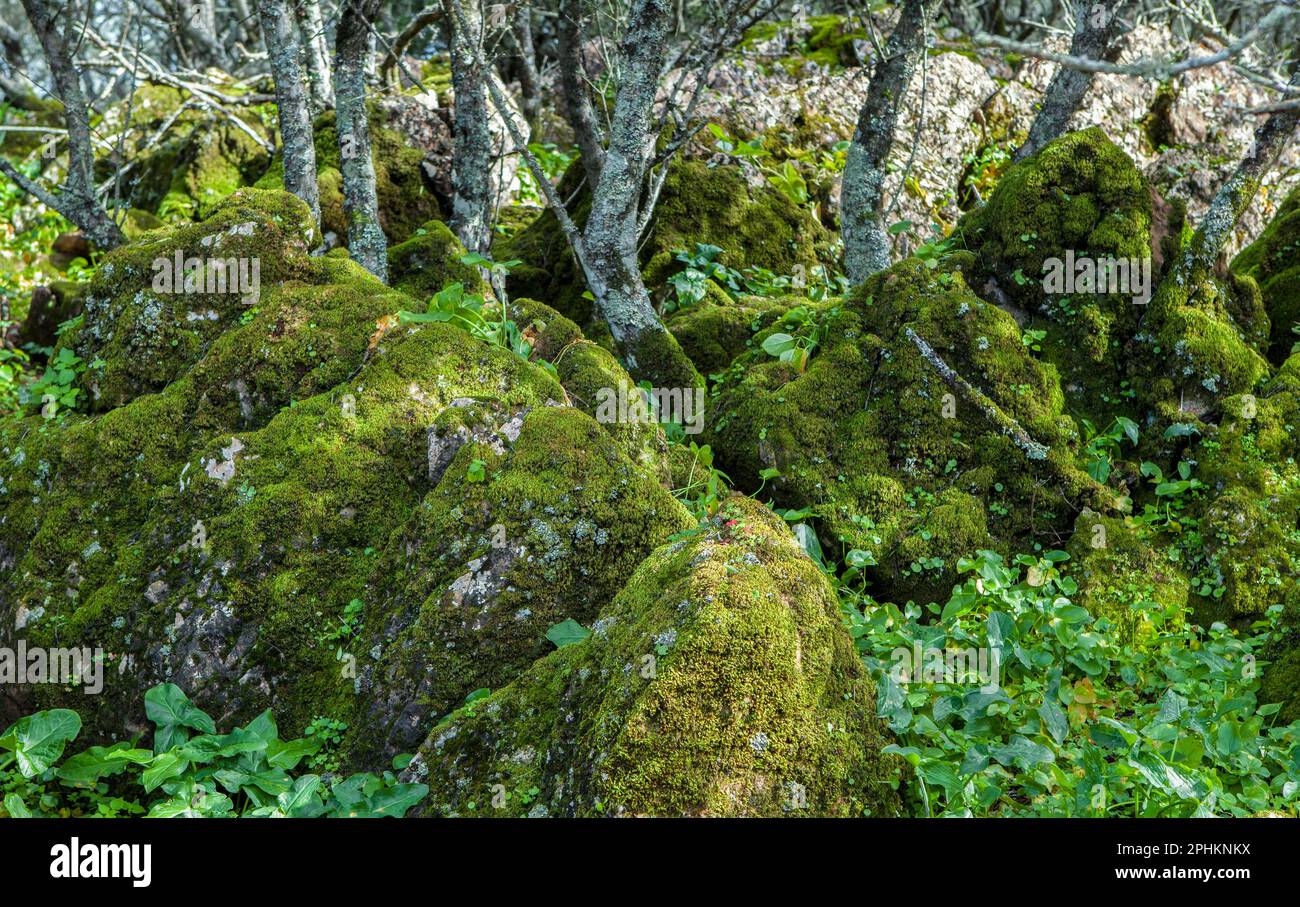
[1158,62,1300,297]
[579,0,698,389]
[444,0,494,253]
[257,0,322,225]
[1015,1,1126,161]
[842,0,934,284]
[511,5,543,133]
[296,0,335,113]
[336,0,388,282]
[557,0,606,186]
[8,0,125,249]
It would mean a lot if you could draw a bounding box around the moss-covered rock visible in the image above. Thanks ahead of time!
[387,219,486,300]
[62,188,323,411]
[402,495,903,817]
[705,258,1102,604]
[958,128,1156,423]
[351,404,692,759]
[255,105,440,245]
[1064,511,1188,644]
[1232,185,1300,364]
[666,292,790,376]
[108,85,275,222]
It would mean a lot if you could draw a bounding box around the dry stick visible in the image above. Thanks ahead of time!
[972,3,1297,81]
[903,327,1049,462]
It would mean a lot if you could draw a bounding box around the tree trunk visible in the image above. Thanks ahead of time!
[1159,64,1300,295]
[557,0,606,187]
[257,0,321,225]
[444,0,494,253]
[1015,1,1126,161]
[842,0,934,285]
[336,0,388,282]
[296,0,335,113]
[580,0,698,389]
[511,5,543,133]
[10,0,124,249]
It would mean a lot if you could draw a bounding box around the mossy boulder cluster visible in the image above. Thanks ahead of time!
[0,187,898,814]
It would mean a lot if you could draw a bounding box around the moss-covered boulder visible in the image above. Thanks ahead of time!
[1064,511,1188,644]
[0,189,687,765]
[958,128,1156,421]
[255,105,440,245]
[61,188,322,411]
[1232,185,1300,364]
[387,219,486,300]
[666,292,791,376]
[107,85,275,222]
[705,258,1102,604]
[351,404,692,759]
[495,160,827,330]
[400,495,903,817]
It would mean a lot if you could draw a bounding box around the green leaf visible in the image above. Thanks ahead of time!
[0,709,81,778]
[277,775,326,817]
[760,332,795,357]
[3,793,32,818]
[144,683,215,752]
[266,737,321,770]
[141,751,189,793]
[545,618,591,648]
[56,743,153,788]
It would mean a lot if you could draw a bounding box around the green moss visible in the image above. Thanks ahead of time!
[957,128,1154,423]
[408,495,903,817]
[705,259,1096,604]
[255,105,440,245]
[1065,512,1188,644]
[1232,186,1300,363]
[111,85,274,221]
[667,293,790,376]
[387,219,485,300]
[495,159,825,330]
[64,188,322,410]
[551,339,672,484]
[349,404,693,761]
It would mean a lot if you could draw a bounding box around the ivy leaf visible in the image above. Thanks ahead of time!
[3,793,32,818]
[144,683,215,752]
[545,618,591,648]
[0,708,81,778]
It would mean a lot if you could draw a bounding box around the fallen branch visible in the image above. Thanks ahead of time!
[904,326,1049,462]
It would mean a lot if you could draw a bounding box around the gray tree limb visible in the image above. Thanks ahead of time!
[1015,0,1127,162]
[7,0,125,249]
[444,0,494,253]
[842,0,935,284]
[257,0,321,224]
[296,0,334,113]
[336,0,387,282]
